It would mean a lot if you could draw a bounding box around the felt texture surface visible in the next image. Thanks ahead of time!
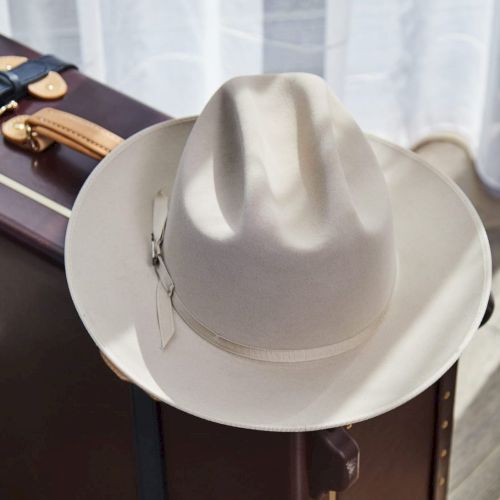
[65,75,491,430]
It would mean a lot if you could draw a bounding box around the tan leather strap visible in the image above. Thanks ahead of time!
[2,107,123,159]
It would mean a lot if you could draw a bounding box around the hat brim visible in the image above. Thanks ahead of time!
[65,117,491,431]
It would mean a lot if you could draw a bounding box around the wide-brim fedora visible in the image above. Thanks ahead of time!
[65,75,491,432]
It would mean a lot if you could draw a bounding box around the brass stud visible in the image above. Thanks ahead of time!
[47,83,55,91]
[439,477,446,487]
[441,420,449,430]
[345,424,353,430]
[5,64,11,70]
[440,449,448,458]
[443,390,451,400]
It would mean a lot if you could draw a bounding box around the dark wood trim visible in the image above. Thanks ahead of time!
[431,364,457,499]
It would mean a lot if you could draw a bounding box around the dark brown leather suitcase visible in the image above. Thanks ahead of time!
[0,34,478,500]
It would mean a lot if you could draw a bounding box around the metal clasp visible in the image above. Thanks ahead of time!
[24,122,40,152]
[151,233,161,266]
[0,99,18,117]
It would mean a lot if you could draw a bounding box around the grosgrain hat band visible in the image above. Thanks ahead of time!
[152,190,381,363]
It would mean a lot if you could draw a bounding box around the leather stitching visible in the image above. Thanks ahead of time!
[44,108,122,141]
[35,116,115,152]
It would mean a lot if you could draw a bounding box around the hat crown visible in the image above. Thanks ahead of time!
[164,73,397,352]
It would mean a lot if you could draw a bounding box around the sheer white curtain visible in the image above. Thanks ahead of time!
[1,0,499,192]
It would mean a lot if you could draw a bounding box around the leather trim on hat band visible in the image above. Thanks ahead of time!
[175,286,378,362]
[151,190,388,363]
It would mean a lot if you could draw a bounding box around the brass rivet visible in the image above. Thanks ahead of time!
[439,477,446,487]
[5,64,12,70]
[47,83,55,91]
[13,122,25,130]
[440,449,448,458]
[345,424,353,430]
[441,420,449,430]
[443,390,451,400]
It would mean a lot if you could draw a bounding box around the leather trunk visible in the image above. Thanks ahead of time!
[0,35,455,500]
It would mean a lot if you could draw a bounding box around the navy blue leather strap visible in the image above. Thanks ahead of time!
[0,54,77,105]
[131,386,168,500]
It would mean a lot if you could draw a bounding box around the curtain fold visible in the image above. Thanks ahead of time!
[2,0,499,192]
[477,0,500,195]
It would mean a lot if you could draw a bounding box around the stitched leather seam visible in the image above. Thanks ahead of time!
[44,109,121,141]
[35,116,113,152]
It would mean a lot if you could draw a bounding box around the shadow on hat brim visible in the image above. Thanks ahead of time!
[65,117,491,432]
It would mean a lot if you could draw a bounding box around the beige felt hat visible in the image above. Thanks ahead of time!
[65,73,491,431]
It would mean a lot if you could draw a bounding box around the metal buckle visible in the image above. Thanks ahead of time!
[0,99,17,117]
